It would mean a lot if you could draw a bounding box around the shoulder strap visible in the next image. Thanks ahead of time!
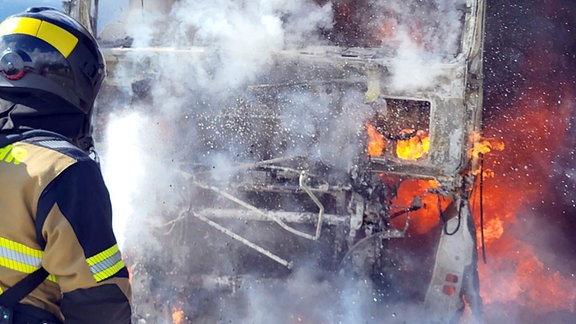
[0,267,49,307]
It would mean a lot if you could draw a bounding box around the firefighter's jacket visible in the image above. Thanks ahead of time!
[0,132,132,323]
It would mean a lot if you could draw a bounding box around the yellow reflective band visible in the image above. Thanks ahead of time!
[0,237,43,259]
[0,17,78,58]
[0,255,38,274]
[86,244,125,282]
[0,237,56,282]
[92,260,126,282]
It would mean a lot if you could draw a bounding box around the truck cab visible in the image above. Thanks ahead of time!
[67,1,487,322]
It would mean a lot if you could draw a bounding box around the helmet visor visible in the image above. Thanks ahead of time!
[0,33,77,107]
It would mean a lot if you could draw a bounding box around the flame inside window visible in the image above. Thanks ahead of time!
[396,129,429,160]
[367,98,431,160]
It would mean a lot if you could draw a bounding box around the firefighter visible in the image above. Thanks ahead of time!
[0,7,132,324]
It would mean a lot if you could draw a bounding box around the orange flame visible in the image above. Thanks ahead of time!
[366,122,385,156]
[481,217,504,243]
[390,179,449,234]
[470,132,505,158]
[473,81,576,319]
[396,129,429,160]
[469,133,505,179]
[172,307,184,324]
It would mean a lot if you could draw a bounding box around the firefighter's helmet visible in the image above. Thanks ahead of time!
[0,7,105,114]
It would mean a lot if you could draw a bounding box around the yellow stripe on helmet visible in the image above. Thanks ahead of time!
[0,17,79,58]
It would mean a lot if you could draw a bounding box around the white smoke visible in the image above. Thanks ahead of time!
[369,0,467,91]
[101,109,180,253]
[119,0,332,91]
[100,111,144,251]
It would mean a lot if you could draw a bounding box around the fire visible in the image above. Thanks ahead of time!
[365,125,430,160]
[473,64,576,320]
[478,241,576,314]
[390,178,449,234]
[481,217,504,243]
[366,122,385,156]
[172,307,184,324]
[396,129,429,160]
[470,132,505,158]
[469,133,505,179]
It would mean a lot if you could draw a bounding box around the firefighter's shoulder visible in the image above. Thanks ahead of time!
[22,135,92,162]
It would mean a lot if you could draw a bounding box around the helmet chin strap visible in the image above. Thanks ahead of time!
[75,113,101,165]
[75,135,94,152]
[75,134,101,165]
[76,109,94,148]
[88,141,100,165]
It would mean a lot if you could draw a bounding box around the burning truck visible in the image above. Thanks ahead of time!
[68,0,487,322]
